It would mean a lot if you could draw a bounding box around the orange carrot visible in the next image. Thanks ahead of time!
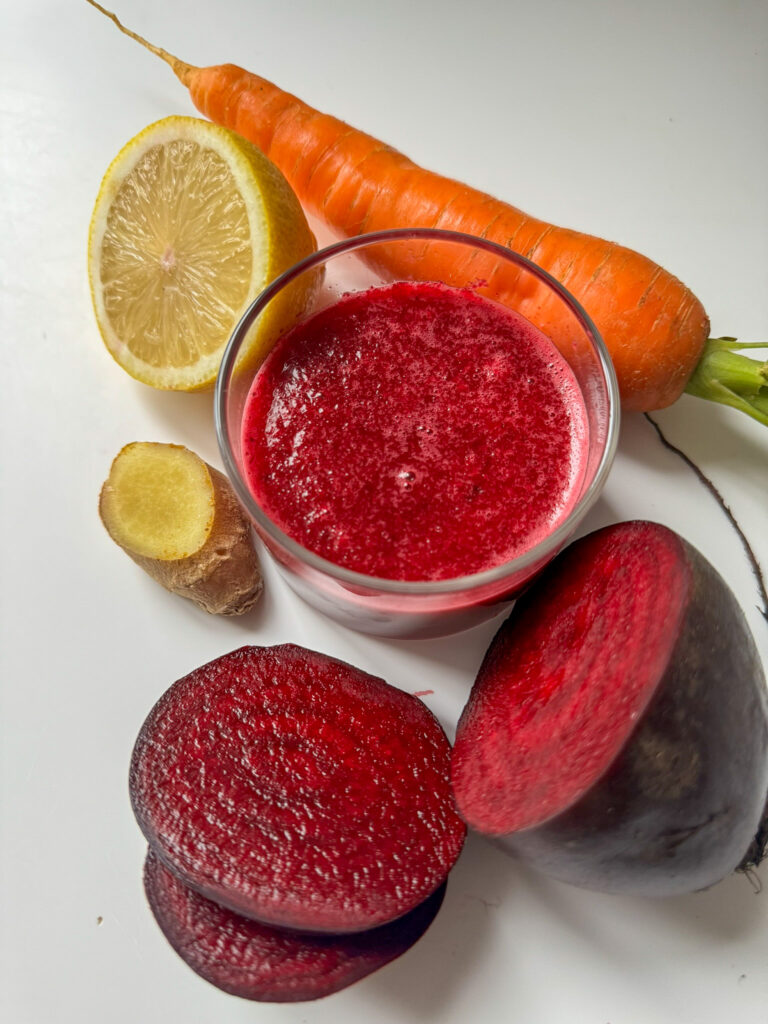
[86,1,768,423]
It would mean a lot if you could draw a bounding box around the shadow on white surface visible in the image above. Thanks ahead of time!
[375,615,507,675]
[362,833,519,1021]
[134,384,220,465]
[648,870,766,941]
[621,404,768,485]
[572,494,622,538]
[503,847,766,945]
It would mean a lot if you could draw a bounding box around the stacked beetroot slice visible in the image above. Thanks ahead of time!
[130,644,464,1001]
[143,851,446,1002]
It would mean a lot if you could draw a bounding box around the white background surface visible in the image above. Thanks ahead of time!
[2,1,767,1022]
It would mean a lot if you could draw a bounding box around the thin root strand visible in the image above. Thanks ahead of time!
[645,413,768,623]
[84,0,196,85]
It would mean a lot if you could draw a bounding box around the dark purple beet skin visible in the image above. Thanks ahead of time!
[130,644,465,932]
[452,521,768,896]
[143,849,446,1002]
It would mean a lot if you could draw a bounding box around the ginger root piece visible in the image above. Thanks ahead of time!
[99,442,262,615]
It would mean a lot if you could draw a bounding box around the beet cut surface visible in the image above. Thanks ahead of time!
[452,521,691,835]
[144,849,445,1002]
[131,644,465,932]
[452,521,768,896]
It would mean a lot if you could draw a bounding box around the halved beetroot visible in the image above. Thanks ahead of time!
[144,849,445,1002]
[130,644,465,932]
[451,521,768,896]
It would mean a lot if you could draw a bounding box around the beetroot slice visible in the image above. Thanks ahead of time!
[452,521,768,895]
[453,521,692,834]
[130,644,464,933]
[144,849,445,1002]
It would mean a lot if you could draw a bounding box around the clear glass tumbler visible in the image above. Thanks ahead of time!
[215,228,619,638]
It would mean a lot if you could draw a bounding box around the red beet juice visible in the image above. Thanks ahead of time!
[242,281,589,582]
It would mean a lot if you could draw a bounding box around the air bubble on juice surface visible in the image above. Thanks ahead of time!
[395,466,419,492]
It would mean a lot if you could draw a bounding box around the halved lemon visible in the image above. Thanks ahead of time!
[88,116,316,390]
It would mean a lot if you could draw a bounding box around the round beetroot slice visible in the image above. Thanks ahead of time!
[130,644,464,933]
[452,521,693,834]
[143,850,445,1002]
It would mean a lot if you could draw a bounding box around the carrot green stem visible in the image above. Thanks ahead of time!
[685,338,768,427]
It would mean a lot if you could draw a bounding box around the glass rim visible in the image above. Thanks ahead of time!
[214,227,620,596]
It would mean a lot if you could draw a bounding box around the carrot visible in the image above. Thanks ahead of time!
[86,1,768,423]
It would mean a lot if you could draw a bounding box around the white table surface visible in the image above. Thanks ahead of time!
[2,1,767,1022]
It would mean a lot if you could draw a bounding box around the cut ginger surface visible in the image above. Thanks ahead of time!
[100,442,215,559]
[99,442,262,615]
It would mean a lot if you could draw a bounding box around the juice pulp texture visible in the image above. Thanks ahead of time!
[242,282,589,582]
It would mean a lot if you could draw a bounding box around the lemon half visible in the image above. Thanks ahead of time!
[88,116,316,390]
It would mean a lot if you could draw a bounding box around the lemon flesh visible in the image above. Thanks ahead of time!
[88,117,315,390]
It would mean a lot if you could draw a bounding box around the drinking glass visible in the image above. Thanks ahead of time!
[215,228,619,638]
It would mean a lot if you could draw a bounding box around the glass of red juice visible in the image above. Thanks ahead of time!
[215,228,619,638]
